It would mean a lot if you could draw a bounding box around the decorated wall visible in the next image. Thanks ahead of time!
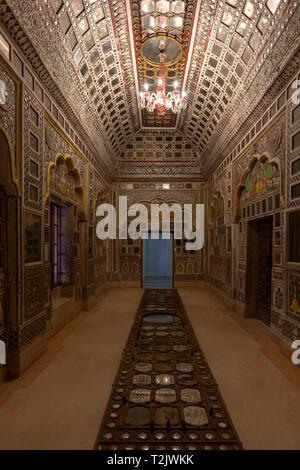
[0,56,111,379]
[207,88,300,347]
[206,191,229,293]
[0,19,299,381]
[0,51,205,379]
[112,184,205,285]
[117,131,202,181]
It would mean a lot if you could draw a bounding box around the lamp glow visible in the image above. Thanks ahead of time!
[139,40,187,117]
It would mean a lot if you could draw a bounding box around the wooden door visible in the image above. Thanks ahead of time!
[246,217,272,326]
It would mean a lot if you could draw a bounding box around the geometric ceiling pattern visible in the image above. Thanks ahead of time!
[180,0,294,154]
[200,0,300,176]
[132,0,195,127]
[123,131,197,163]
[46,0,136,157]
[2,0,300,179]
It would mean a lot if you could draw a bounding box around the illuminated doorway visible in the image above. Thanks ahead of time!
[143,234,173,288]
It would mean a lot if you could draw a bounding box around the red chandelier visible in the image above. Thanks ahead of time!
[139,39,187,118]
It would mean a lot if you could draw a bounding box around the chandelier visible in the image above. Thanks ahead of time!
[139,38,187,118]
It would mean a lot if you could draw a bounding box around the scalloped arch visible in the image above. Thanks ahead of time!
[44,153,87,219]
[233,153,282,222]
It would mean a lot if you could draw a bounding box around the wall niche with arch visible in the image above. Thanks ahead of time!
[234,154,285,329]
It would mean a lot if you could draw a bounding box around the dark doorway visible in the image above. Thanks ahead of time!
[143,234,173,288]
[245,216,273,326]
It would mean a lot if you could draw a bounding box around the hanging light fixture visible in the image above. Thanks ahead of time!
[139,38,187,118]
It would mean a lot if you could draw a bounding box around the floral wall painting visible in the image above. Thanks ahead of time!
[234,154,281,221]
[50,161,77,202]
[241,160,280,205]
[45,154,87,220]
[289,275,300,317]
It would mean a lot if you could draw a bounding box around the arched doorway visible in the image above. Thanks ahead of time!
[0,128,19,380]
[44,154,86,331]
[132,198,185,289]
[236,155,281,326]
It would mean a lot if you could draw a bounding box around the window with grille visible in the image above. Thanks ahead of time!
[51,203,71,287]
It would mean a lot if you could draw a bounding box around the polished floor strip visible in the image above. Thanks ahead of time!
[95,289,243,450]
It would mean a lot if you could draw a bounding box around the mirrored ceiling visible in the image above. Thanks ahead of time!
[2,0,299,174]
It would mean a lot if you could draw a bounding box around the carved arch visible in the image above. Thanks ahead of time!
[44,153,87,219]
[234,153,282,222]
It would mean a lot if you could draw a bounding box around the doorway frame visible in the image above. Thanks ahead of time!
[141,233,174,289]
[245,215,273,325]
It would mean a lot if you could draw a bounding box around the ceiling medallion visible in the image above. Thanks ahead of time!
[139,36,187,118]
[141,35,182,67]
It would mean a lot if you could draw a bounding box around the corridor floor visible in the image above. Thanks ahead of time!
[0,287,299,450]
[95,289,242,450]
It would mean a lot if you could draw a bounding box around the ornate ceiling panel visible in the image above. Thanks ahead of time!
[4,0,137,164]
[117,129,202,180]
[125,0,299,173]
[1,0,299,178]
[203,1,300,176]
[131,0,196,127]
[122,130,198,162]
[46,0,137,156]
[178,0,299,173]
[0,0,114,178]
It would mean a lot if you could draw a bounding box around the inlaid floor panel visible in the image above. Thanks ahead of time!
[95,289,243,451]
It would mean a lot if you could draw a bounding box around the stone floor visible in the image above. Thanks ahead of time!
[0,287,299,450]
[180,288,300,450]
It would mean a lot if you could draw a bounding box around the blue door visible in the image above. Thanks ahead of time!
[143,234,173,288]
